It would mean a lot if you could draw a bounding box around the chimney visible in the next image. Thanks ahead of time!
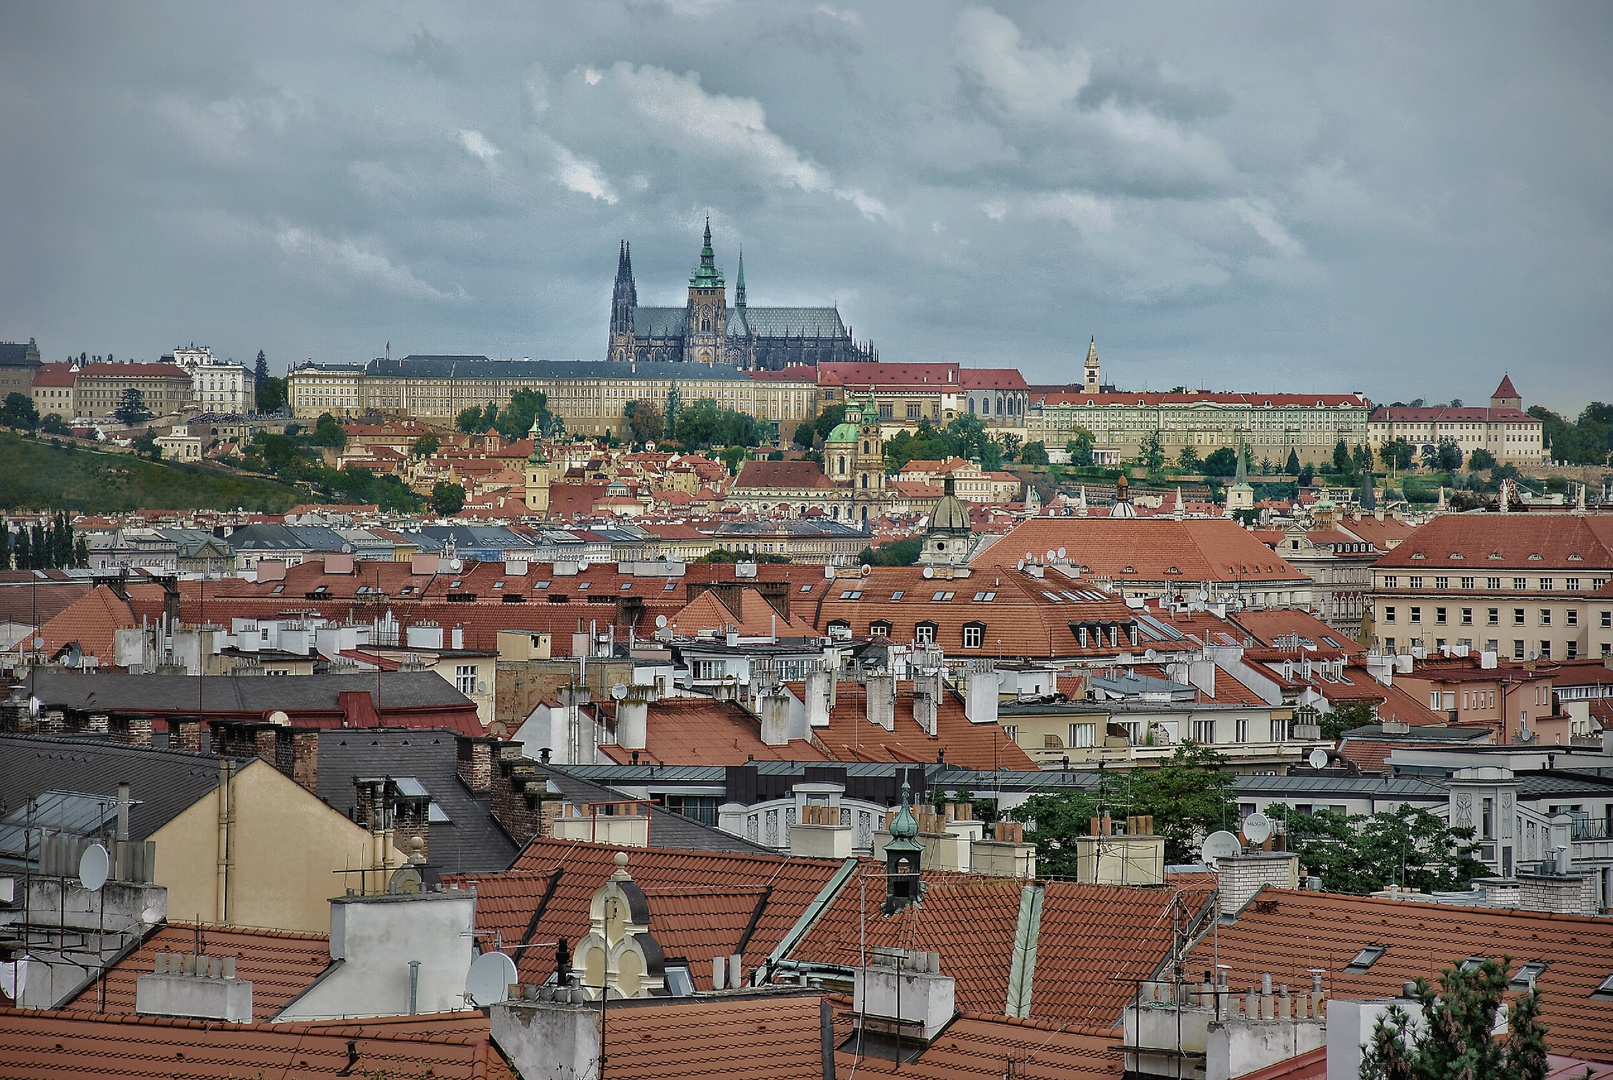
[805,669,832,728]
[964,667,999,725]
[866,673,896,732]
[451,625,465,650]
[853,949,954,1046]
[912,671,940,737]
[617,693,650,751]
[173,717,203,753]
[759,689,793,746]
[136,953,253,1023]
[291,728,319,795]
[456,736,494,793]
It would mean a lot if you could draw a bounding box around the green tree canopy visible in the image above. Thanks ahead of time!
[1362,958,1549,1080]
[1065,429,1096,468]
[112,388,152,426]
[411,432,439,457]
[856,537,922,567]
[1,393,39,430]
[1203,447,1239,477]
[309,412,346,448]
[627,399,664,443]
[792,423,815,450]
[430,480,465,517]
[1265,803,1486,894]
[1020,441,1049,466]
[812,404,848,442]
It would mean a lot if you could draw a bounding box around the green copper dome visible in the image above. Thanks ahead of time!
[887,779,921,844]
[688,217,725,289]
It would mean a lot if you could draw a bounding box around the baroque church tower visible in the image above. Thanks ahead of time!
[683,217,727,365]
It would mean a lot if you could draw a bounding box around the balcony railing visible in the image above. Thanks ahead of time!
[1571,819,1609,842]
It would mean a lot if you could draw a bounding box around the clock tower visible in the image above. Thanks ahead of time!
[683,217,727,366]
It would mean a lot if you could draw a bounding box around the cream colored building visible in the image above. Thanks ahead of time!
[289,356,818,439]
[1366,375,1546,467]
[172,345,255,414]
[153,759,406,933]
[74,361,193,419]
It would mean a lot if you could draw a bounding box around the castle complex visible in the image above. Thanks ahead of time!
[606,219,876,370]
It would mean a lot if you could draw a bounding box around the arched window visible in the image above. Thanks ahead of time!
[863,441,870,454]
[861,474,869,488]
[996,395,1004,415]
[702,317,711,332]
[838,456,846,474]
[969,398,976,415]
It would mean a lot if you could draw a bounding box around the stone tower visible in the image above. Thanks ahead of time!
[882,778,924,916]
[824,394,885,526]
[1083,338,1101,395]
[523,417,552,518]
[683,217,727,366]
[607,241,638,363]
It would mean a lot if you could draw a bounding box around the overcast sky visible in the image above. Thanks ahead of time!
[2,2,1609,412]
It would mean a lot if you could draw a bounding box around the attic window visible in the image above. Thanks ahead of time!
[1411,553,1425,560]
[1510,961,1547,988]
[800,583,814,592]
[1344,945,1387,973]
[1593,973,1613,1000]
[1122,566,1136,574]
[620,582,633,591]
[534,580,550,589]
[869,620,891,637]
[1488,552,1502,560]
[493,581,505,589]
[1322,636,1341,648]
[577,581,591,590]
[1458,956,1488,974]
[973,591,996,602]
[663,580,677,591]
[840,589,863,600]
[1569,553,1583,561]
[401,585,416,595]
[1167,566,1181,575]
[1528,554,1542,561]
[931,590,955,601]
[1450,553,1464,560]
[271,584,285,595]
[450,579,463,588]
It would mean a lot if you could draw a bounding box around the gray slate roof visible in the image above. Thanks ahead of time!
[26,670,472,714]
[316,728,518,875]
[632,308,687,338]
[0,733,250,845]
[533,762,776,856]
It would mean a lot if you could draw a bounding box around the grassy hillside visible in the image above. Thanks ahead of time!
[0,432,311,513]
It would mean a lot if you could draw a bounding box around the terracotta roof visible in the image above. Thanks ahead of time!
[1229,609,1362,655]
[1185,890,1613,1062]
[794,680,1038,770]
[30,362,75,387]
[447,839,849,989]
[37,584,136,663]
[1037,390,1364,408]
[832,1008,1121,1079]
[1369,404,1536,423]
[670,587,818,638]
[733,459,836,490]
[61,922,330,1022]
[983,519,1310,584]
[1336,516,1417,549]
[818,362,960,388]
[793,865,1211,1027]
[75,362,190,378]
[595,991,824,1077]
[599,696,826,766]
[1374,514,1613,571]
[959,368,1030,391]
[1494,374,1521,399]
[0,1008,514,1080]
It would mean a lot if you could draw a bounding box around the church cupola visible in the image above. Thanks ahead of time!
[882,778,924,916]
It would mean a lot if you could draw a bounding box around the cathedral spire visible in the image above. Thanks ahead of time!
[609,239,637,351]
[689,216,724,288]
[735,247,746,308]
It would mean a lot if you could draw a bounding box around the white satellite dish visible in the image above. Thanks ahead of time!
[1200,830,1242,870]
[922,566,934,579]
[1242,812,1273,846]
[267,710,290,728]
[465,950,518,1007]
[1045,549,1056,563]
[78,843,110,892]
[1057,547,1067,560]
[1025,552,1034,562]
[610,683,628,701]
[449,558,463,571]
[655,615,668,629]
[1307,747,1330,770]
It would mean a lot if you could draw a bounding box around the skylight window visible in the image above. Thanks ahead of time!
[800,583,814,592]
[839,589,863,600]
[493,581,505,589]
[1344,945,1387,973]
[578,581,591,590]
[1458,957,1488,974]
[1594,973,1613,1000]
[931,590,955,601]
[534,580,550,589]
[271,584,285,595]
[973,591,996,602]
[890,590,904,600]
[1322,636,1341,648]
[1510,961,1547,988]
[450,580,463,589]
[621,582,633,590]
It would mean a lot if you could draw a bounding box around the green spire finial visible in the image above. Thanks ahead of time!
[889,778,919,840]
[1234,442,1248,486]
[689,216,724,288]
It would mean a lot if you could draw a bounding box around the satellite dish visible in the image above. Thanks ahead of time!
[1200,831,1241,870]
[1057,547,1067,560]
[32,637,44,651]
[922,566,934,579]
[449,558,463,571]
[655,615,668,629]
[1243,812,1273,846]
[267,710,290,727]
[610,683,628,701]
[465,951,518,1007]
[1307,747,1329,770]
[78,843,110,892]
[1025,552,1034,562]
[388,866,423,894]
[1045,549,1056,563]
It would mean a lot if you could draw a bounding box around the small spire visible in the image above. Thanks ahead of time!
[889,778,918,840]
[735,247,746,308]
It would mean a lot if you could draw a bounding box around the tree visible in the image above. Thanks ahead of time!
[1285,448,1302,475]
[1,392,39,430]
[429,481,465,516]
[1065,429,1096,468]
[1018,787,1103,880]
[1203,447,1239,478]
[0,519,10,570]
[73,534,89,568]
[254,350,269,395]
[856,537,922,567]
[39,413,71,436]
[1129,741,1236,864]
[1361,959,1548,1080]
[1177,445,1201,471]
[494,389,554,441]
[627,399,664,443]
[1136,430,1165,474]
[13,526,29,571]
[256,376,287,413]
[411,432,439,456]
[1020,441,1049,467]
[310,412,346,448]
[457,404,492,433]
[1266,803,1485,895]
[1333,439,1351,473]
[1468,448,1497,471]
[813,404,848,443]
[1436,441,1463,471]
[793,423,815,450]
[131,428,161,459]
[1380,438,1414,471]
[1352,443,1373,473]
[719,445,748,475]
[664,384,683,436]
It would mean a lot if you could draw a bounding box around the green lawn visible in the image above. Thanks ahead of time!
[0,432,312,513]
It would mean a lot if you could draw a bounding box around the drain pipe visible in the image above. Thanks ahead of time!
[409,960,421,1015]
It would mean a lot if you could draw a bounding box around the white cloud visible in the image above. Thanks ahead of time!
[815,4,861,26]
[954,7,1090,114]
[1027,190,1115,235]
[554,145,618,204]
[458,129,501,162]
[273,226,465,302]
[980,199,1007,221]
[1228,197,1304,257]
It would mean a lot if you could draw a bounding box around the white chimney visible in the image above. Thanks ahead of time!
[913,671,941,737]
[805,670,832,728]
[451,625,465,650]
[866,674,896,732]
[616,696,649,751]
[965,669,1000,725]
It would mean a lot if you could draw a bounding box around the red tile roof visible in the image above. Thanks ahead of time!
[798,680,1038,770]
[1230,609,1363,655]
[983,519,1310,585]
[818,362,961,388]
[37,584,136,664]
[959,368,1030,391]
[599,990,825,1077]
[1037,389,1364,408]
[832,1008,1122,1079]
[1185,890,1613,1063]
[600,696,826,766]
[62,922,330,1021]
[1374,514,1613,571]
[447,839,849,989]
[733,459,836,490]
[0,1008,514,1080]
[670,588,818,638]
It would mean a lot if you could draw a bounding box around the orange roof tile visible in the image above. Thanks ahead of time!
[37,584,136,663]
[832,1009,1121,1079]
[982,519,1310,585]
[800,680,1038,771]
[1375,514,1613,571]
[62,922,330,1021]
[600,697,827,766]
[0,1008,514,1080]
[597,992,825,1078]
[1185,890,1613,1062]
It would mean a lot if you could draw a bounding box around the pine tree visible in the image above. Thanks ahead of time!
[1505,981,1550,1080]
[0,519,10,571]
[29,523,46,570]
[14,527,30,571]
[1361,959,1547,1080]
[254,349,268,393]
[73,535,88,569]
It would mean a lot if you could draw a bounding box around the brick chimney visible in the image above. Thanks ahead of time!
[456,735,494,793]
[172,717,203,753]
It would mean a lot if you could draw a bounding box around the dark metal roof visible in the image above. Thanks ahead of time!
[316,728,518,875]
[533,762,776,856]
[0,733,250,845]
[26,670,473,714]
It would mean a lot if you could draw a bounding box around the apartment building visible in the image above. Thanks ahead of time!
[1371,514,1613,662]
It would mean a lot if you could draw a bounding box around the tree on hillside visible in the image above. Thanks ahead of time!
[1468,448,1497,471]
[1436,441,1463,471]
[792,423,815,450]
[1020,441,1049,466]
[1,392,38,430]
[1203,447,1239,478]
[856,537,922,567]
[254,350,269,396]
[1065,429,1096,468]
[626,399,664,443]
[411,432,439,456]
[256,376,287,413]
[1177,445,1201,471]
[1380,438,1414,471]
[493,389,555,441]
[1333,439,1351,473]
[111,388,153,426]
[309,413,346,448]
[812,403,848,443]
[1284,448,1302,475]
[430,481,465,517]
[1361,958,1548,1080]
